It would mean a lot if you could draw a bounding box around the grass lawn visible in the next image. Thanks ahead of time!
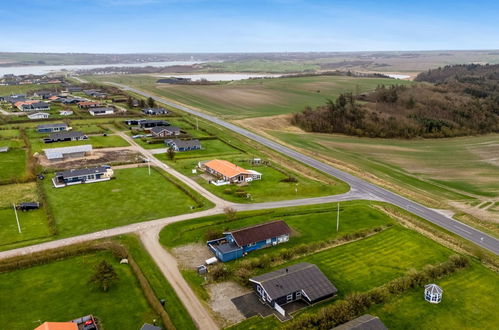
[30,134,129,153]
[115,235,197,330]
[84,74,412,119]
[0,182,38,208]
[0,148,27,182]
[0,251,158,329]
[0,83,60,95]
[0,129,20,138]
[281,226,452,294]
[271,132,499,200]
[43,167,206,237]
[0,208,52,250]
[160,201,392,249]
[155,155,348,203]
[369,261,499,329]
[150,138,242,159]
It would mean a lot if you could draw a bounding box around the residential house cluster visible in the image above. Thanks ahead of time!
[0,74,63,86]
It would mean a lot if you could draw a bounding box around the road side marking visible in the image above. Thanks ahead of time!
[453,225,472,235]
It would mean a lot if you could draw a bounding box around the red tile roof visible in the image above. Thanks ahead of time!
[34,322,78,330]
[228,220,291,246]
[204,159,251,178]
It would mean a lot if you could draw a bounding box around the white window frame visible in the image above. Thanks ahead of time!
[296,291,302,299]
[287,294,293,302]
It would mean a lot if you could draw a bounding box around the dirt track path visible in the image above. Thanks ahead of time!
[140,228,219,330]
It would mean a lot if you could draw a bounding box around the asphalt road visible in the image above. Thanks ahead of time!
[110,82,499,255]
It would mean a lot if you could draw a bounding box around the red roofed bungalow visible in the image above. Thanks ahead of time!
[199,159,261,185]
[77,101,101,109]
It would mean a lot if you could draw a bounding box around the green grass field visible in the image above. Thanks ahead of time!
[155,154,348,203]
[115,235,197,330]
[43,167,206,237]
[271,132,499,204]
[0,148,27,182]
[0,251,158,329]
[0,208,52,249]
[160,201,392,249]
[84,74,412,118]
[0,83,60,95]
[369,261,499,329]
[30,134,129,153]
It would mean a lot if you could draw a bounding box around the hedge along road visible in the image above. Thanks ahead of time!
[108,82,499,255]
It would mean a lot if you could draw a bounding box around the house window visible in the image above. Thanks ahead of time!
[247,242,256,247]
[296,291,302,299]
[266,238,271,244]
[287,294,293,302]
[257,286,262,294]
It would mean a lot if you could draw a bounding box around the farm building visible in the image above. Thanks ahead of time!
[43,131,88,143]
[165,139,201,151]
[150,126,181,138]
[249,263,337,317]
[89,107,115,116]
[28,112,50,120]
[142,107,169,115]
[199,159,262,185]
[44,144,93,161]
[334,314,388,330]
[53,165,113,188]
[37,123,69,133]
[207,220,291,262]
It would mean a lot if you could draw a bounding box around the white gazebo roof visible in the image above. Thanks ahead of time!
[425,284,443,295]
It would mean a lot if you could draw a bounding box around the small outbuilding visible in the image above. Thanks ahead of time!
[424,283,443,304]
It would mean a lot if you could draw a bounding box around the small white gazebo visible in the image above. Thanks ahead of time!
[424,284,443,304]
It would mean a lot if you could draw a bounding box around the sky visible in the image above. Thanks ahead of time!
[1,0,499,53]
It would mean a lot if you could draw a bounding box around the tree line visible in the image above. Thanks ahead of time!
[291,64,499,138]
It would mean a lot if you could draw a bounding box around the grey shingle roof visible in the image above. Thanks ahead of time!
[56,166,109,179]
[167,139,201,149]
[44,144,92,160]
[37,123,68,130]
[229,220,291,246]
[334,314,388,330]
[250,262,337,301]
[47,131,86,140]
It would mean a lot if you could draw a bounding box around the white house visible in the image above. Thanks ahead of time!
[28,112,50,120]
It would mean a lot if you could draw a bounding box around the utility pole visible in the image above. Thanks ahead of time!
[336,202,340,232]
[13,203,21,234]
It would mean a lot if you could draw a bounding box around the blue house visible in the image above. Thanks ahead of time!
[207,220,291,262]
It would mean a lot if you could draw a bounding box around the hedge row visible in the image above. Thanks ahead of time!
[284,254,470,330]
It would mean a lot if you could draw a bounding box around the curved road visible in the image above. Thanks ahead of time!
[110,82,499,255]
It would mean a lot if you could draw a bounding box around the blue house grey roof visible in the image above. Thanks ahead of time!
[250,262,337,301]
